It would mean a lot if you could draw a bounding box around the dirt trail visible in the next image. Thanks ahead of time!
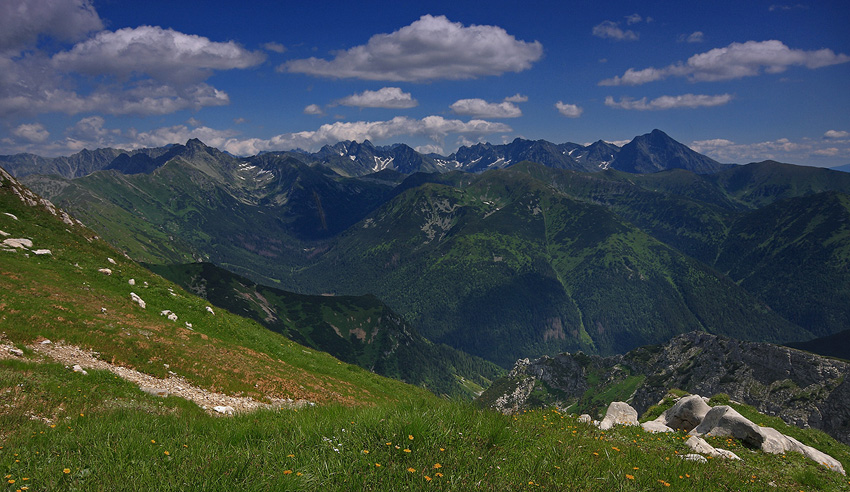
[2,337,312,414]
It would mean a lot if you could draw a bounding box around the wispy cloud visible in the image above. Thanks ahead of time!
[262,42,286,53]
[604,93,733,110]
[592,21,638,41]
[768,4,809,12]
[679,31,705,43]
[691,135,849,164]
[281,15,542,81]
[600,40,850,86]
[333,87,418,109]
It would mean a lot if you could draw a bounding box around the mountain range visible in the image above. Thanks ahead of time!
[8,129,850,371]
[2,129,727,179]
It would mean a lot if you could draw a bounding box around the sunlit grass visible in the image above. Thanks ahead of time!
[2,361,848,491]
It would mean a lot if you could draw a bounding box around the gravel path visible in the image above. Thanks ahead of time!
[2,336,312,415]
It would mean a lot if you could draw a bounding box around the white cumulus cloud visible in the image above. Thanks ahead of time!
[604,93,733,110]
[334,87,418,109]
[690,136,850,165]
[824,130,849,139]
[450,99,522,118]
[600,40,850,85]
[414,144,444,155]
[51,26,266,85]
[592,21,639,41]
[0,82,230,117]
[813,148,839,156]
[12,123,49,142]
[303,104,324,115]
[221,116,512,155]
[0,0,103,54]
[504,93,529,103]
[555,101,583,118]
[281,15,543,81]
[0,21,262,118]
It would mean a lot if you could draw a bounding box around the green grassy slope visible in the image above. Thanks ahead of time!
[4,361,850,490]
[146,262,503,398]
[0,166,425,406]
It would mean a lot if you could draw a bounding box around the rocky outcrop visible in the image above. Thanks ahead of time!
[690,405,765,448]
[0,166,84,228]
[629,332,850,446]
[689,403,844,474]
[479,332,850,446]
[478,351,630,417]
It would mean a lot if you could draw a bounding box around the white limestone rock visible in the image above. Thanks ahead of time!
[659,394,712,431]
[690,405,765,448]
[641,420,674,433]
[598,402,638,431]
[3,238,32,249]
[130,292,146,309]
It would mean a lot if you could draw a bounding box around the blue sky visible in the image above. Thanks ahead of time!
[1,0,848,166]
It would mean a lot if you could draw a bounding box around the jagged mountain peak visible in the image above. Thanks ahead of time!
[612,129,726,174]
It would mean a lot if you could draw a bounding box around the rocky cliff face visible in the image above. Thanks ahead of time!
[479,332,850,445]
